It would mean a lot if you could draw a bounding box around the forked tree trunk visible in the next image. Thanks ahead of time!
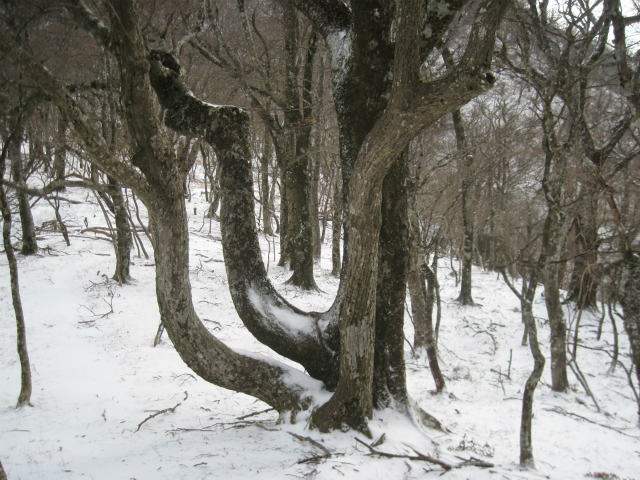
[148,182,311,414]
[407,198,445,392]
[408,251,445,393]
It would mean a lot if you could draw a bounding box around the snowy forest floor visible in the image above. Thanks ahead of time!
[1,184,639,480]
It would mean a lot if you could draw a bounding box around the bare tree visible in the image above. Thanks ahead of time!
[0,111,32,408]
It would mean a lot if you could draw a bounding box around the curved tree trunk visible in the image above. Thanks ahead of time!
[148,184,312,415]
[519,282,544,468]
[1,140,32,407]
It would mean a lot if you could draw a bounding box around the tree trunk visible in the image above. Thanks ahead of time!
[0,459,7,480]
[373,154,410,409]
[540,103,569,393]
[331,173,342,276]
[519,281,545,468]
[261,133,273,235]
[311,172,383,434]
[1,150,32,407]
[9,132,38,255]
[544,261,569,391]
[452,109,474,305]
[109,178,132,283]
[567,210,599,310]
[283,12,317,289]
[408,254,446,393]
[620,252,640,420]
[54,116,67,184]
[310,151,321,260]
[148,184,311,415]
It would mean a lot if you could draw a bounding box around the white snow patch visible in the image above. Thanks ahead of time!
[247,286,315,337]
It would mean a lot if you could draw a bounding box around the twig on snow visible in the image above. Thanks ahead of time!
[136,391,188,432]
[237,407,275,420]
[355,437,452,471]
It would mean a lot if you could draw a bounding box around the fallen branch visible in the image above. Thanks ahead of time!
[136,391,188,432]
[237,407,275,420]
[289,432,332,456]
[355,437,452,471]
[544,406,639,439]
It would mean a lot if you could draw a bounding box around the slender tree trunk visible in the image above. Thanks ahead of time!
[283,13,317,289]
[331,173,342,276]
[54,116,67,184]
[540,104,569,392]
[452,109,474,305]
[0,459,7,480]
[519,284,545,468]
[408,250,445,392]
[277,152,289,266]
[1,149,32,407]
[206,162,221,219]
[567,210,599,310]
[544,260,569,391]
[109,178,132,283]
[261,133,273,235]
[9,133,38,255]
[310,151,321,260]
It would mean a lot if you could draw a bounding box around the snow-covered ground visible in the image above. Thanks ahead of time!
[1,184,639,480]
